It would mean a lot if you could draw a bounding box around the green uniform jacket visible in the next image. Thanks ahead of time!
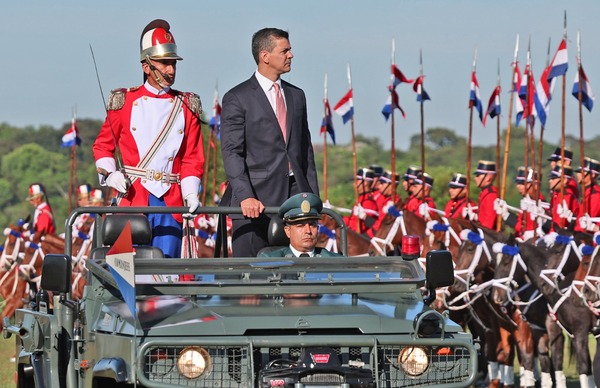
[258,247,342,258]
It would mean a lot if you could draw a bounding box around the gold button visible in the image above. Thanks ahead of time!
[142,180,146,183]
[168,157,173,161]
[132,127,136,131]
[169,98,174,103]
[133,101,138,106]
[154,172,162,181]
[143,96,148,100]
[178,130,183,134]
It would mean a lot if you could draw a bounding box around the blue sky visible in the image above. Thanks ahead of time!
[4,1,599,151]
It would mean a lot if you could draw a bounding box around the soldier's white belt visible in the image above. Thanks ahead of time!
[123,167,180,184]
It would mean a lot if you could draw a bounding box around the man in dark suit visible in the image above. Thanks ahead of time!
[258,193,341,258]
[220,28,319,257]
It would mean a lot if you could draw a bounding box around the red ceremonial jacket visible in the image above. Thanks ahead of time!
[93,83,204,222]
[34,202,55,235]
[477,185,498,229]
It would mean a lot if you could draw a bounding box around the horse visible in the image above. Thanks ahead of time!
[512,235,596,388]
[491,236,553,388]
[317,213,376,256]
[370,201,428,256]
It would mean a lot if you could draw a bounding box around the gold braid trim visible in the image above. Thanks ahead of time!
[183,92,202,116]
[107,88,127,111]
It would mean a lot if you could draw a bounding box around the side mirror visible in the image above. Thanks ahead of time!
[41,254,72,294]
[423,250,454,305]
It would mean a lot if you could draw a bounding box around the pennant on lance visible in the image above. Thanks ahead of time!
[572,65,595,112]
[333,89,354,124]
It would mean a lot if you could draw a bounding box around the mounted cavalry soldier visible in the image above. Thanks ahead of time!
[343,168,379,237]
[575,157,600,233]
[444,173,474,220]
[26,183,56,235]
[93,19,204,258]
[473,160,498,229]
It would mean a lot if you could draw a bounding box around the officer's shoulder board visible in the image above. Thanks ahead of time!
[181,92,203,116]
[106,86,140,111]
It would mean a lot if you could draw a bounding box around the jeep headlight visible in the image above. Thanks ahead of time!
[398,346,429,377]
[177,346,212,379]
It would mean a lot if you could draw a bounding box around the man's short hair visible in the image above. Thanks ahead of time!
[251,28,289,64]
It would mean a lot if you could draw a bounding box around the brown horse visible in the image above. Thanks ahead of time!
[317,213,375,256]
[370,201,428,256]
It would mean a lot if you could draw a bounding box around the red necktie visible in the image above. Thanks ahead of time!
[273,82,287,142]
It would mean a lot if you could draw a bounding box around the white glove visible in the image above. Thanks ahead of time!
[494,198,509,220]
[106,171,129,193]
[578,213,596,232]
[528,204,546,221]
[184,194,200,214]
[557,201,573,221]
[352,204,367,220]
[520,197,535,213]
[462,204,478,221]
[322,199,332,209]
[418,203,429,217]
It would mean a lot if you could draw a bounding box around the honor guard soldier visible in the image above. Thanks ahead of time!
[444,173,475,219]
[373,170,401,231]
[258,193,341,258]
[407,172,437,219]
[473,160,499,229]
[546,164,579,231]
[401,165,422,201]
[496,167,547,241]
[72,184,94,235]
[26,183,56,235]
[547,147,579,198]
[368,164,385,204]
[93,19,204,258]
[576,158,600,233]
[344,168,379,236]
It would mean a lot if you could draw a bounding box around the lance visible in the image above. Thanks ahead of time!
[500,35,519,208]
[322,73,330,201]
[466,48,477,204]
[347,63,359,204]
[559,12,568,227]
[68,107,78,214]
[523,38,532,173]
[390,38,397,197]
[576,31,586,214]
[536,38,552,203]
[89,44,131,206]
[493,61,501,231]
[419,49,426,178]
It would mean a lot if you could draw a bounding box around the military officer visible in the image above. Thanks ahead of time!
[93,19,204,258]
[259,193,341,258]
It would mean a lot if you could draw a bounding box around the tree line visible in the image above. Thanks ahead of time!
[0,119,594,234]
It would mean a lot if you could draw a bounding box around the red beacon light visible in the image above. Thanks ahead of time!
[401,235,420,260]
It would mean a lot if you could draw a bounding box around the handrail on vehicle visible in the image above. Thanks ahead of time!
[64,206,348,257]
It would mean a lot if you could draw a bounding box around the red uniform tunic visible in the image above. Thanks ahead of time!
[93,83,204,222]
[405,196,437,219]
[404,194,420,214]
[575,184,600,232]
[34,202,55,235]
[549,186,580,230]
[373,193,401,231]
[477,185,498,229]
[344,193,379,235]
[513,194,546,238]
[444,197,475,219]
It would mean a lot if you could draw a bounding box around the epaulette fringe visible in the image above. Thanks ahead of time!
[184,92,202,116]
[107,88,127,111]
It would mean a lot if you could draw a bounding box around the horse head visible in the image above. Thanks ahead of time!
[372,201,427,255]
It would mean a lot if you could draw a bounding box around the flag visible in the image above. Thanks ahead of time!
[106,221,136,317]
[469,71,483,122]
[512,62,522,93]
[391,64,414,87]
[209,88,222,134]
[483,86,501,127]
[333,89,354,124]
[547,39,568,81]
[517,64,535,126]
[61,116,81,147]
[533,65,556,126]
[320,99,336,144]
[572,65,595,112]
[413,75,430,102]
[382,86,406,121]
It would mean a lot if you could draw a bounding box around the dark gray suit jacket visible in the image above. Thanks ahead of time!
[220,75,319,218]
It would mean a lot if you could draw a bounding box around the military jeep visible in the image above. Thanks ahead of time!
[5,206,476,387]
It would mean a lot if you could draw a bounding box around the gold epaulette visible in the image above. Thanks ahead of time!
[106,86,140,110]
[182,92,203,116]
